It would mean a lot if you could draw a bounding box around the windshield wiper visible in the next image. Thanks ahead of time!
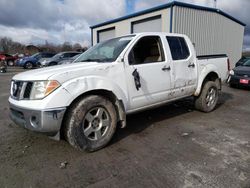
[84,59,97,62]
[74,59,96,63]
[76,58,112,63]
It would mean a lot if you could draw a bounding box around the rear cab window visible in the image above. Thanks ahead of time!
[166,36,190,60]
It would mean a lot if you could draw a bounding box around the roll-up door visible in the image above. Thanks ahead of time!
[132,15,162,33]
[97,27,115,43]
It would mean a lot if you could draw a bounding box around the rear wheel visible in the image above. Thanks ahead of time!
[24,62,33,69]
[7,60,14,66]
[194,81,219,112]
[64,95,117,152]
[49,62,57,66]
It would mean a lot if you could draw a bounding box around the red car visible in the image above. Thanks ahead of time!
[0,53,18,66]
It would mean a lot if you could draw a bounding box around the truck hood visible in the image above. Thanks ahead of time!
[12,62,113,82]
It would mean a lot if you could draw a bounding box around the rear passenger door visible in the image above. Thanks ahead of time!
[125,35,172,110]
[166,36,197,97]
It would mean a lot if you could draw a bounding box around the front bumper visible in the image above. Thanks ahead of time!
[9,103,66,136]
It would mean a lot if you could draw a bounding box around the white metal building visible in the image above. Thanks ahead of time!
[90,1,245,66]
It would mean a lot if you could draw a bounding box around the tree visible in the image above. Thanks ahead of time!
[0,37,26,54]
[72,43,82,51]
[61,42,72,51]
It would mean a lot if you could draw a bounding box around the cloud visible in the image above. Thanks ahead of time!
[0,0,249,49]
[243,35,250,50]
[0,0,126,46]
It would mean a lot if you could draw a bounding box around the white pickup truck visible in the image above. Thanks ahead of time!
[9,33,229,151]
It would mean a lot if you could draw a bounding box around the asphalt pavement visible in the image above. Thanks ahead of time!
[0,67,249,188]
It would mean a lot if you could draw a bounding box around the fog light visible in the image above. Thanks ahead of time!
[30,115,39,128]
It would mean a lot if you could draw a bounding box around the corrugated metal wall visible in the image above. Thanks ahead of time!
[172,6,244,66]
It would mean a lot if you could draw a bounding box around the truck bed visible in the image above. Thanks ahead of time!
[197,54,229,82]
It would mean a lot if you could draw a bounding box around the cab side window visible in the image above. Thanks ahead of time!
[129,36,165,65]
[166,36,190,60]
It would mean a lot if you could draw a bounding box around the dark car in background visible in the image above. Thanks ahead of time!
[38,51,81,67]
[228,59,250,87]
[16,52,56,69]
[0,54,18,66]
[57,54,81,65]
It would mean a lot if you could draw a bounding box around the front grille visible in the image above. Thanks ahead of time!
[11,81,33,100]
[23,82,33,99]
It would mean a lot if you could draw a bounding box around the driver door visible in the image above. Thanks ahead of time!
[124,35,172,110]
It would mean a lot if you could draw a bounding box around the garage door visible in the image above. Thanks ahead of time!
[132,15,162,33]
[97,27,115,43]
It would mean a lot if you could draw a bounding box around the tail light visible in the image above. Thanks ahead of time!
[227,58,230,71]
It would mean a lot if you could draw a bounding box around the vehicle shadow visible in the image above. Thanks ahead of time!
[233,86,250,91]
[110,97,195,145]
[110,91,234,146]
[216,91,234,109]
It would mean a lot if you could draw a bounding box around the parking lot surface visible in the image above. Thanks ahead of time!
[0,67,249,188]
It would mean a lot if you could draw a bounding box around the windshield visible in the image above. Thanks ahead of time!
[31,53,40,58]
[74,36,134,63]
[52,52,64,59]
[73,54,81,59]
[239,58,250,63]
[242,59,250,66]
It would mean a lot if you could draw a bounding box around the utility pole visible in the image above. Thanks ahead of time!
[214,0,217,8]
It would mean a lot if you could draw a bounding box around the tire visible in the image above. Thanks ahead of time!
[7,60,14,66]
[194,81,219,112]
[64,95,117,152]
[24,62,33,69]
[49,62,57,66]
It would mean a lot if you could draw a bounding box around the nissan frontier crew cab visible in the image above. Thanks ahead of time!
[9,33,229,152]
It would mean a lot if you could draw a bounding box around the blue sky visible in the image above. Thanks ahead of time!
[126,0,135,14]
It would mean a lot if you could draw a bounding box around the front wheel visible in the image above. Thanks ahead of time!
[64,95,117,152]
[24,62,33,69]
[194,81,219,112]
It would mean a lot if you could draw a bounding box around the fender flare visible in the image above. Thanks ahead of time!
[61,76,128,127]
[194,64,220,96]
[62,76,128,106]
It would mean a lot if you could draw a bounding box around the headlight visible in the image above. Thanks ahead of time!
[30,80,60,99]
[41,60,47,65]
[229,70,234,75]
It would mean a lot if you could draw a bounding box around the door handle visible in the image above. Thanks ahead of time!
[188,63,195,68]
[162,66,171,71]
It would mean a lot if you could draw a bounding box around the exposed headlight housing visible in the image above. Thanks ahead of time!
[229,70,234,75]
[30,80,60,99]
